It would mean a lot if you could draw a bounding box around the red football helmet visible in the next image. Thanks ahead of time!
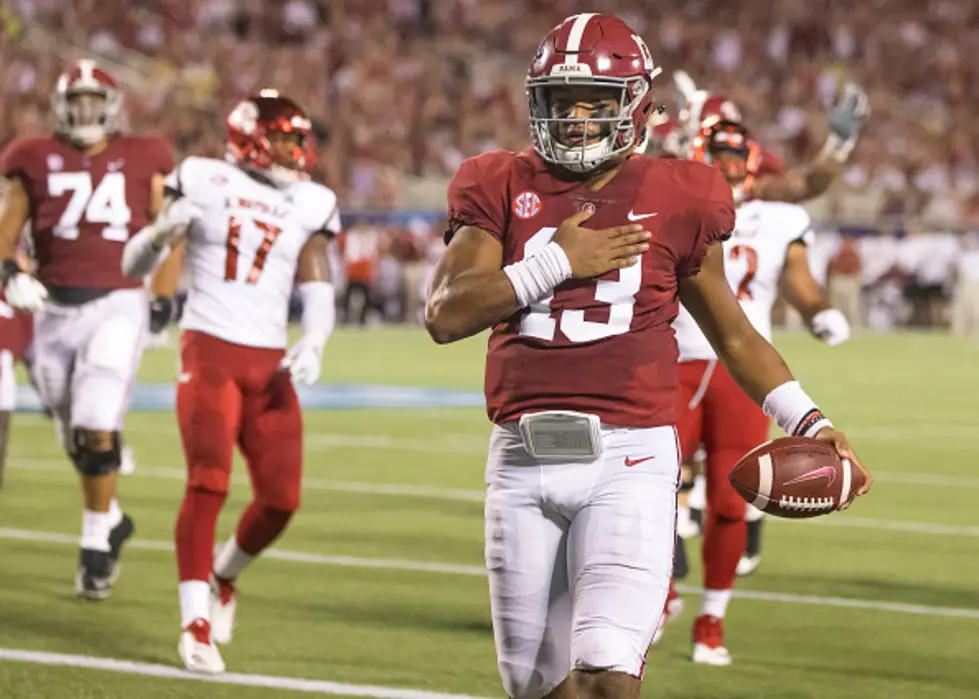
[526,13,662,173]
[226,90,316,187]
[679,92,744,144]
[52,60,122,147]
[689,119,761,202]
[640,111,683,158]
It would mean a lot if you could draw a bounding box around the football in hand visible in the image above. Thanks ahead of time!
[729,437,865,519]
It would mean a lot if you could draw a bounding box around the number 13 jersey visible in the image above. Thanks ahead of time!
[672,199,813,362]
[167,157,340,349]
[445,149,735,428]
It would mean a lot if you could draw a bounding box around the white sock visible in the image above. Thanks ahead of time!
[702,588,732,619]
[688,474,707,510]
[213,537,255,581]
[179,580,211,629]
[107,498,124,529]
[80,509,112,552]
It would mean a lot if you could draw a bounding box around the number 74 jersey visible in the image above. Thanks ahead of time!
[167,157,340,350]
[672,199,814,361]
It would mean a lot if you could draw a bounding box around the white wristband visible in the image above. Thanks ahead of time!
[762,380,833,438]
[503,241,573,308]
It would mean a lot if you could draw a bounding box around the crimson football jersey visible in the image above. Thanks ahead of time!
[0,135,173,291]
[446,149,735,428]
[0,289,33,361]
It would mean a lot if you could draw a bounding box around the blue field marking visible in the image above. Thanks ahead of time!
[13,384,485,413]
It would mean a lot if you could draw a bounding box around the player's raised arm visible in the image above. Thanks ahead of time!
[679,242,871,497]
[780,241,850,346]
[121,195,199,279]
[752,83,869,203]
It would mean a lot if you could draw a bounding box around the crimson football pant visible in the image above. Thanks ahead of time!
[676,360,770,591]
[174,330,303,583]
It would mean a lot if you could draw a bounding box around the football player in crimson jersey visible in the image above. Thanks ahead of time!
[425,13,872,699]
[122,90,339,675]
[656,119,852,665]
[0,260,33,490]
[0,60,182,599]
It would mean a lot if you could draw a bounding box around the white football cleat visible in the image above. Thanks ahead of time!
[736,554,762,577]
[692,614,732,666]
[209,576,237,645]
[178,618,225,674]
[119,445,136,476]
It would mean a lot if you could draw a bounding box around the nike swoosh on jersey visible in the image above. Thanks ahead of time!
[624,455,656,467]
[627,210,658,221]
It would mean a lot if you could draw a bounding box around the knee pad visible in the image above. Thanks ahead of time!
[71,430,121,476]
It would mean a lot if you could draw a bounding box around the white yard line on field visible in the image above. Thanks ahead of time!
[9,459,978,536]
[0,648,492,699]
[1,527,978,620]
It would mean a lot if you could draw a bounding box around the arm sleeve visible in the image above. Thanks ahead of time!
[0,140,33,184]
[315,190,342,237]
[676,167,736,278]
[444,155,507,244]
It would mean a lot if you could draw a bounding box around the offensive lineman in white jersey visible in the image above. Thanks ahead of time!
[665,119,850,665]
[121,90,340,674]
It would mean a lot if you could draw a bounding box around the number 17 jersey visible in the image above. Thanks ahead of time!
[445,149,735,428]
[167,157,340,349]
[672,199,813,361]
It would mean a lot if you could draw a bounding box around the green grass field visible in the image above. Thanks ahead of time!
[1,328,977,698]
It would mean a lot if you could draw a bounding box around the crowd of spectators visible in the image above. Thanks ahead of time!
[3,0,979,331]
[3,0,979,222]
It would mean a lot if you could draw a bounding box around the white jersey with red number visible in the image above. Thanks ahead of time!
[166,157,340,349]
[673,199,813,361]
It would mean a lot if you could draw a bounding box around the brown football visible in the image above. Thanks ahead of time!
[729,437,865,519]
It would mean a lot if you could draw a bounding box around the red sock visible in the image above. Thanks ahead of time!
[702,509,746,591]
[175,486,226,581]
[235,502,294,556]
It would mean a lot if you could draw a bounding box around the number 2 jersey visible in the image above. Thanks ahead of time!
[672,199,813,361]
[445,149,735,428]
[0,135,173,293]
[166,157,341,350]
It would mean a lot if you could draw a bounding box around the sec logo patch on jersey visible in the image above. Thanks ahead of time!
[512,191,541,220]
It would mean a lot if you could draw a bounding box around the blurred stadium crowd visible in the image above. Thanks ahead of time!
[2,0,979,332]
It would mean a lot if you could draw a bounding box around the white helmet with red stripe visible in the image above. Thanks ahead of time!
[52,60,122,147]
[526,13,663,173]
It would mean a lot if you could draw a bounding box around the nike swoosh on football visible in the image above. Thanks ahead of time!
[783,465,837,488]
[627,210,658,221]
[624,455,655,467]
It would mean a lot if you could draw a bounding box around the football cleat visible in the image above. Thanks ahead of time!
[75,549,113,600]
[737,517,764,577]
[736,554,762,577]
[178,618,226,674]
[209,576,237,645]
[692,614,732,666]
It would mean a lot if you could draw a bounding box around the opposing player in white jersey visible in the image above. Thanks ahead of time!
[122,90,340,674]
[666,119,850,665]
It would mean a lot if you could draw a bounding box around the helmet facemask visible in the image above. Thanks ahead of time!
[54,88,121,147]
[262,129,311,188]
[528,76,649,173]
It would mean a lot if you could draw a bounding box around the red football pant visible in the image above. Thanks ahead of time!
[174,330,303,583]
[676,360,770,591]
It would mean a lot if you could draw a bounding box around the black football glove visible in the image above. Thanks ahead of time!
[149,297,174,334]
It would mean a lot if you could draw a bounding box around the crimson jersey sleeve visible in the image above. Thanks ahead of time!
[444,152,511,244]
[0,138,38,184]
[675,165,735,278]
[148,138,175,176]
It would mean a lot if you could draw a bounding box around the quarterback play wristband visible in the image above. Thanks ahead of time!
[297,281,336,349]
[503,242,573,308]
[762,381,833,438]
